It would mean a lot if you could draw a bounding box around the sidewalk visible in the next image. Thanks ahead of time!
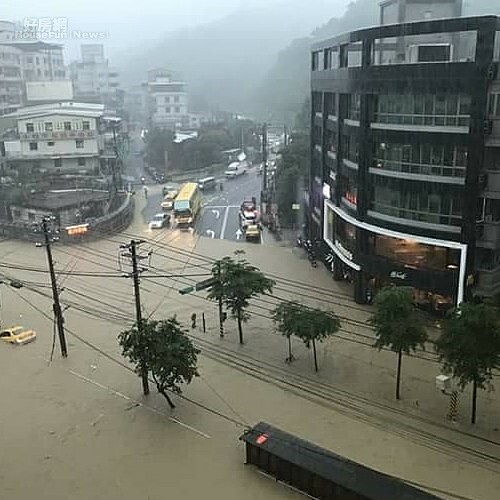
[189,236,500,439]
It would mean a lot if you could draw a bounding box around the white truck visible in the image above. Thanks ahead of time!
[225,161,247,179]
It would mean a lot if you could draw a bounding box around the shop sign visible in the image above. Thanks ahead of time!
[389,270,407,280]
[335,240,353,261]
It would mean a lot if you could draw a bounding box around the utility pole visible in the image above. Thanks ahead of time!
[217,261,224,338]
[39,217,67,357]
[262,122,268,193]
[121,239,150,395]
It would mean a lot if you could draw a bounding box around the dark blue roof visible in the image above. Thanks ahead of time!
[241,422,440,500]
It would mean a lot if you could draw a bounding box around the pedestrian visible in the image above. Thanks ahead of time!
[219,182,224,192]
[143,185,148,199]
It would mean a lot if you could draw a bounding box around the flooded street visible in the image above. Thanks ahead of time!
[1,199,500,500]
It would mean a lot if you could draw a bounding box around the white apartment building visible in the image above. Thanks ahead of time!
[70,44,122,110]
[1,20,67,116]
[144,69,189,129]
[3,102,107,175]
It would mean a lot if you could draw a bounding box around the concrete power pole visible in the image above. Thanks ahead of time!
[121,239,150,395]
[39,217,67,357]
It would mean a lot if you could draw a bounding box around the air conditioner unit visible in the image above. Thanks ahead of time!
[486,64,498,81]
[478,173,487,189]
[483,120,493,135]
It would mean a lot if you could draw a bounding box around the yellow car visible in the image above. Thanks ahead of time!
[245,224,261,242]
[0,326,37,345]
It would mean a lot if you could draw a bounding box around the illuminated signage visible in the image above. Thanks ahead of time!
[256,433,268,445]
[389,271,407,280]
[334,240,353,261]
[66,224,89,236]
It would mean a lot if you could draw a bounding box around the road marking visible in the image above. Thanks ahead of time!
[204,205,239,209]
[220,207,230,240]
[69,370,211,439]
[235,228,242,240]
[260,230,264,244]
[206,230,215,239]
[211,209,220,219]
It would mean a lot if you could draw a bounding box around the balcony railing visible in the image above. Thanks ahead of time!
[19,130,98,140]
[371,201,462,227]
[371,159,466,179]
[373,113,470,128]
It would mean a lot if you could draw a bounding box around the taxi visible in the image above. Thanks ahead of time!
[0,326,37,345]
[245,224,261,242]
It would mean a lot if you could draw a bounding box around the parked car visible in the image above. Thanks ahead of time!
[149,212,171,229]
[0,326,36,345]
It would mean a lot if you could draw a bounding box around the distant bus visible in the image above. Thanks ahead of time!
[198,176,216,191]
[173,182,202,228]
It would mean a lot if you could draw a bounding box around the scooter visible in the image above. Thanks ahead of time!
[305,240,318,267]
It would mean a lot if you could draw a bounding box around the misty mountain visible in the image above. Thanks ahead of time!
[117,0,348,114]
[258,0,500,123]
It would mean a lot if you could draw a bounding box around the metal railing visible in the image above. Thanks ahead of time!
[371,201,462,227]
[374,113,470,128]
[372,159,466,178]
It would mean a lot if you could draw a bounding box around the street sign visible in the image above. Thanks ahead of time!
[291,203,300,210]
[195,277,217,291]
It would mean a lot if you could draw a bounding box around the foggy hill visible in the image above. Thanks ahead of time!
[117,0,349,114]
[258,0,500,123]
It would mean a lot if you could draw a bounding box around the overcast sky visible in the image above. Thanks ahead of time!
[2,0,350,59]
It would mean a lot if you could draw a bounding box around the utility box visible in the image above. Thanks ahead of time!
[436,374,451,392]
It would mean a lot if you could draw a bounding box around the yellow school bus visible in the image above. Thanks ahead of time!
[173,182,202,228]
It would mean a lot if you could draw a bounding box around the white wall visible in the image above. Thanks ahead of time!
[25,80,74,102]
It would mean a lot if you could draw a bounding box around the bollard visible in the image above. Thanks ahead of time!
[202,313,206,333]
[191,313,196,329]
[447,390,459,421]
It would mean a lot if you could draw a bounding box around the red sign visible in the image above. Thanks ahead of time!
[256,433,268,445]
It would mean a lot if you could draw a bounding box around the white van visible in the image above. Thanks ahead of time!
[225,162,247,179]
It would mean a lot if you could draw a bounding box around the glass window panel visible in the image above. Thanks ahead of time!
[443,145,454,166]
[487,94,496,116]
[459,95,471,115]
[452,197,462,215]
[429,194,440,213]
[412,145,420,163]
[421,144,431,164]
[435,94,446,115]
[446,95,458,116]
[402,145,411,163]
[414,94,424,114]
[424,95,434,114]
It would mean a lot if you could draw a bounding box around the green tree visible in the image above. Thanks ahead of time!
[118,317,200,409]
[275,131,309,226]
[435,303,500,424]
[370,286,427,400]
[273,301,340,371]
[208,255,275,344]
[144,128,174,169]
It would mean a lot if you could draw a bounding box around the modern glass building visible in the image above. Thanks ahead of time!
[309,12,500,311]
